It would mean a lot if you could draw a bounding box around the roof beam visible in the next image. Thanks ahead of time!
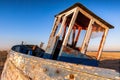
[56,8,76,18]
[77,7,109,29]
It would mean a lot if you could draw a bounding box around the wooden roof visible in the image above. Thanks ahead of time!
[56,3,114,29]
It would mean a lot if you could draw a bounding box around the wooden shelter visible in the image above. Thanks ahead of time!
[46,3,114,62]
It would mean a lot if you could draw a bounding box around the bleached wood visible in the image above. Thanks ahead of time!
[62,23,67,41]
[81,19,94,54]
[49,17,57,37]
[62,8,79,46]
[97,28,109,60]
[51,16,61,37]
[77,7,108,29]
[74,27,81,46]
[72,26,76,46]
[57,8,76,18]
[57,16,67,36]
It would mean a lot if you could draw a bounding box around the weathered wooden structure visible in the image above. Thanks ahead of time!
[46,3,114,62]
[1,2,118,80]
[1,51,120,80]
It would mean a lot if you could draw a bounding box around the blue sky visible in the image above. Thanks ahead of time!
[0,0,120,51]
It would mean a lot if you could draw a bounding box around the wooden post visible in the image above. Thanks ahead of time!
[97,28,109,60]
[62,23,67,41]
[81,19,94,54]
[52,16,61,37]
[62,8,79,46]
[74,27,81,46]
[51,16,67,57]
[72,26,76,47]
[57,16,67,36]
[57,8,79,58]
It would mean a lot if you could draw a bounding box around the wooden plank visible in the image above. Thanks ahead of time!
[74,27,81,46]
[58,8,76,18]
[57,16,67,36]
[49,17,57,37]
[77,7,108,29]
[97,28,109,60]
[62,23,67,41]
[2,51,119,80]
[52,16,61,37]
[46,16,61,51]
[62,7,79,46]
[72,26,76,47]
[81,19,94,54]
[58,8,79,57]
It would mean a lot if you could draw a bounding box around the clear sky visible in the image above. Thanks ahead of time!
[0,0,120,51]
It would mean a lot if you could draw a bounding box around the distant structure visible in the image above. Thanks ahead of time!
[21,41,24,45]
[46,3,114,60]
[39,42,44,48]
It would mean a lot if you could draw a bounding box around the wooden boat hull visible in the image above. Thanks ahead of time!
[1,50,120,80]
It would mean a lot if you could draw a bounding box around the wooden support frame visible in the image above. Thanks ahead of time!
[57,16,67,37]
[46,3,113,61]
[72,26,76,47]
[62,8,79,46]
[46,17,61,51]
[49,17,57,37]
[62,23,67,41]
[58,8,76,18]
[97,28,109,60]
[81,19,94,54]
[58,8,79,57]
[50,16,67,57]
[50,16,61,37]
[74,27,82,47]
[77,7,108,29]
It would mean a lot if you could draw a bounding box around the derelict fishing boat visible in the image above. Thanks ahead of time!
[1,3,120,80]
[11,2,114,66]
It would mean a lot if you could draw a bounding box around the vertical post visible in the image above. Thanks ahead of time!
[74,27,81,46]
[51,16,61,37]
[62,8,79,46]
[57,16,67,37]
[57,8,79,58]
[97,28,109,60]
[51,16,67,56]
[81,19,94,54]
[62,23,67,41]
[72,26,76,47]
[46,16,61,51]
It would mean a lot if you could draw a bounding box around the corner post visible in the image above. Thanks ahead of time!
[46,16,61,51]
[97,28,109,60]
[51,16,67,56]
[57,8,79,58]
[57,16,67,36]
[62,8,79,46]
[81,19,94,54]
[51,16,61,37]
